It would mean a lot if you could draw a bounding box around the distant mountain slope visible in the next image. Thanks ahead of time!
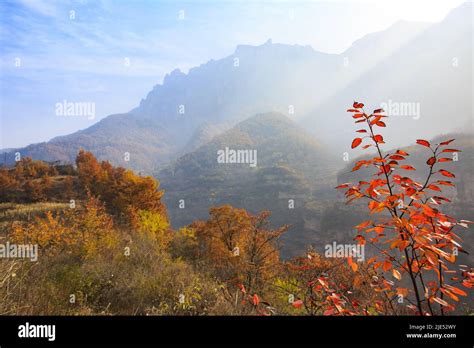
[342,20,430,77]
[158,112,340,257]
[2,114,177,174]
[303,2,473,153]
[179,121,231,156]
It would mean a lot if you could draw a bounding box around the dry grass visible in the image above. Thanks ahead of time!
[0,202,69,219]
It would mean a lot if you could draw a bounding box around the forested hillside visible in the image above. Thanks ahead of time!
[159,112,339,257]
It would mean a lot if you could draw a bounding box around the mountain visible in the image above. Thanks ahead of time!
[342,20,430,76]
[4,4,469,171]
[2,114,180,174]
[2,40,341,171]
[158,112,340,257]
[304,2,473,154]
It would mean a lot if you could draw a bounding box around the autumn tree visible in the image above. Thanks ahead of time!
[63,175,75,198]
[0,167,20,201]
[22,180,45,202]
[13,157,56,180]
[75,150,167,223]
[130,209,172,250]
[0,157,59,202]
[11,192,118,259]
[76,149,104,188]
[188,205,288,314]
[335,101,474,315]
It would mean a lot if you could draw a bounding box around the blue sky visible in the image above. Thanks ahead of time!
[0,0,466,148]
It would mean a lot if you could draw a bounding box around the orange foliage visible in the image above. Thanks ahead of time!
[75,149,167,223]
[190,205,288,309]
[11,192,118,259]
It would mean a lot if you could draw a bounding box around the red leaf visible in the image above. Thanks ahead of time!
[376,121,386,127]
[368,201,378,211]
[323,308,335,316]
[353,102,364,108]
[373,134,384,143]
[426,157,436,166]
[439,169,455,178]
[370,115,382,125]
[374,226,385,234]
[348,257,358,272]
[335,183,351,189]
[416,139,431,147]
[400,165,416,171]
[427,184,441,191]
[462,280,473,288]
[355,220,372,230]
[383,260,392,271]
[441,288,459,302]
[437,180,455,187]
[439,139,455,146]
[352,162,364,171]
[447,286,467,296]
[351,138,362,149]
[396,288,409,297]
[252,294,260,306]
[423,205,438,217]
[432,196,451,204]
[292,300,304,309]
[396,150,409,156]
[441,149,461,153]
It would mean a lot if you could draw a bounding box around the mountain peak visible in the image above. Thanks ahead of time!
[234,40,316,56]
[163,68,185,84]
[238,111,294,126]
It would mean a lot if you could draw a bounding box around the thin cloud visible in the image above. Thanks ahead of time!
[16,0,59,17]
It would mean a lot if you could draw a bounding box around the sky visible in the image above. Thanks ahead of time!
[0,0,468,149]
